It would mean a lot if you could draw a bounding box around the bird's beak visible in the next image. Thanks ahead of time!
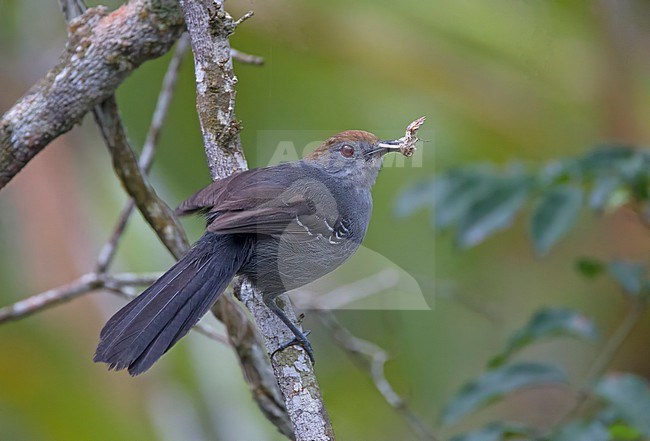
[365,140,402,158]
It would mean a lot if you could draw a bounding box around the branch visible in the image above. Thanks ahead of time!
[0,272,228,345]
[551,295,646,429]
[61,1,286,433]
[0,271,160,324]
[0,0,184,189]
[213,283,294,439]
[178,1,333,439]
[231,48,264,65]
[93,96,189,259]
[56,0,188,267]
[0,273,101,324]
[2,1,289,436]
[292,269,401,310]
[313,276,440,441]
[96,33,191,272]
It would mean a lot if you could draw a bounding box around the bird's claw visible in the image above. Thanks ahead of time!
[271,330,315,364]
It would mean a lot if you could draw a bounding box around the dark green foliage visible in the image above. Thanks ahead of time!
[441,363,568,426]
[457,175,532,248]
[595,374,650,437]
[437,265,650,440]
[551,420,610,441]
[396,144,650,253]
[589,175,622,212]
[450,422,533,441]
[530,185,582,255]
[575,257,606,278]
[397,144,650,439]
[433,167,499,228]
[488,308,599,368]
[607,261,646,296]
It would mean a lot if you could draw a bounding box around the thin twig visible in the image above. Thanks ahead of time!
[141,34,191,173]
[292,269,400,310]
[551,296,646,429]
[108,272,164,287]
[95,199,137,273]
[58,0,85,19]
[231,49,264,65]
[317,311,439,441]
[93,97,189,260]
[96,34,191,272]
[233,10,255,28]
[0,272,228,344]
[58,0,189,261]
[0,272,156,324]
[0,273,101,324]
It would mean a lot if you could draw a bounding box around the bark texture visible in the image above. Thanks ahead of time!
[179,1,335,439]
[0,0,184,189]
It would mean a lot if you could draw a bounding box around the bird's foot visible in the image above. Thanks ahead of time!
[271,330,315,364]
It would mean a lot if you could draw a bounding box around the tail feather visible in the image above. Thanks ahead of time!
[99,255,197,341]
[128,276,219,375]
[94,233,250,375]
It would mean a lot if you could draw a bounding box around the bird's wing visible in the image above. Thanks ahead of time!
[176,164,345,240]
[175,168,265,216]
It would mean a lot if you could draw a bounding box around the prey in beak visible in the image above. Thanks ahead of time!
[365,116,426,158]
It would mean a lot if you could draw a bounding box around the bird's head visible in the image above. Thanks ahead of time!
[303,130,408,188]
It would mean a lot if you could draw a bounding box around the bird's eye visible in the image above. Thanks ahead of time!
[340,144,355,158]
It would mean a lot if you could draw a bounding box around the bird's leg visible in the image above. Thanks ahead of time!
[263,294,315,364]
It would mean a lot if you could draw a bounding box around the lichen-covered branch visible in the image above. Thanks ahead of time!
[178,1,334,439]
[213,283,294,439]
[1,0,297,435]
[0,0,184,189]
[56,0,189,261]
[179,0,248,177]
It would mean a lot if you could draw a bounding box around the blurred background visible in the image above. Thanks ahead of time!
[1,0,649,440]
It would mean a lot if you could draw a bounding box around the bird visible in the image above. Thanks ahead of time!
[94,123,423,376]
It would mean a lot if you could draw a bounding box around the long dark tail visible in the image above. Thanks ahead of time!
[94,233,250,376]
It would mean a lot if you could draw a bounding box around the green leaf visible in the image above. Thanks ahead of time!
[607,260,645,295]
[595,373,650,437]
[441,363,568,426]
[630,167,650,201]
[552,421,609,441]
[434,169,497,228]
[539,159,581,186]
[609,423,641,440]
[580,145,636,172]
[450,422,532,441]
[575,257,606,279]
[457,176,531,248]
[616,151,648,182]
[530,185,583,255]
[488,308,598,368]
[589,175,622,212]
[603,187,632,213]
[394,179,436,218]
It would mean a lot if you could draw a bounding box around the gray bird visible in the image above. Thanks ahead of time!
[95,128,418,375]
